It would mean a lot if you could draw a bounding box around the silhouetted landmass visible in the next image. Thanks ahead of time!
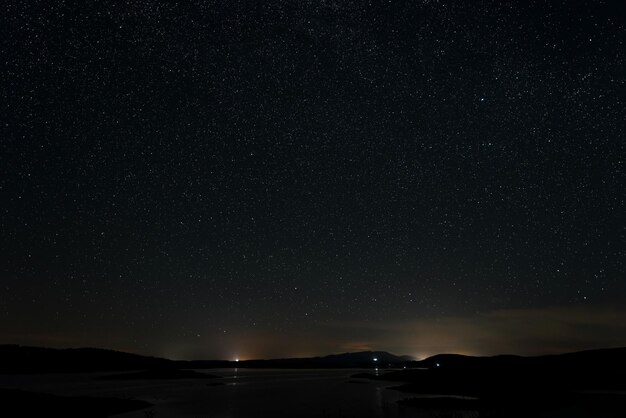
[367,347,626,392]
[99,369,221,380]
[0,345,412,373]
[4,343,626,382]
[183,351,413,369]
[0,388,152,417]
[0,345,173,373]
[406,347,626,375]
[352,347,626,415]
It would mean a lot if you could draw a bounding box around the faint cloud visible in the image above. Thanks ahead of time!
[322,304,626,357]
[340,341,374,352]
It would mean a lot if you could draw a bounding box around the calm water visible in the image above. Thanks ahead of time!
[2,369,622,417]
[0,368,436,417]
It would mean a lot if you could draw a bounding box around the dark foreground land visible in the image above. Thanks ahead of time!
[353,347,626,417]
[0,388,152,417]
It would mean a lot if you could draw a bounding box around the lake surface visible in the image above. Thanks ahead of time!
[2,368,623,417]
[0,368,434,417]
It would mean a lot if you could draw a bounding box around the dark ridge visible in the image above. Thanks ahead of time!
[0,345,173,373]
[4,344,626,377]
[358,347,626,399]
[0,345,412,373]
[408,347,626,372]
[181,350,412,369]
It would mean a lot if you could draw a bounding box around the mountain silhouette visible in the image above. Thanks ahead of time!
[0,345,173,373]
[4,344,626,375]
[179,350,413,369]
[0,345,412,373]
[353,347,626,403]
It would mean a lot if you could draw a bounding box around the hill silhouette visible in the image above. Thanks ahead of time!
[3,344,626,377]
[352,347,626,415]
[409,347,626,373]
[183,350,413,369]
[0,345,411,373]
[0,345,173,373]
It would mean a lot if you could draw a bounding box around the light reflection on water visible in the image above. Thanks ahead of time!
[1,368,417,418]
[0,369,618,418]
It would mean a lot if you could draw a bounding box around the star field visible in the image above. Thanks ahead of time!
[1,0,624,359]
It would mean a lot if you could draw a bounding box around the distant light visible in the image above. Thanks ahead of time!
[436,363,440,367]
[373,357,378,362]
[235,358,240,362]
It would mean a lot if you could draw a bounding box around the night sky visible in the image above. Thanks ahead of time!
[1,0,624,360]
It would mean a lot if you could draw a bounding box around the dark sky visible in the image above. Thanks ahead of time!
[1,0,624,360]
